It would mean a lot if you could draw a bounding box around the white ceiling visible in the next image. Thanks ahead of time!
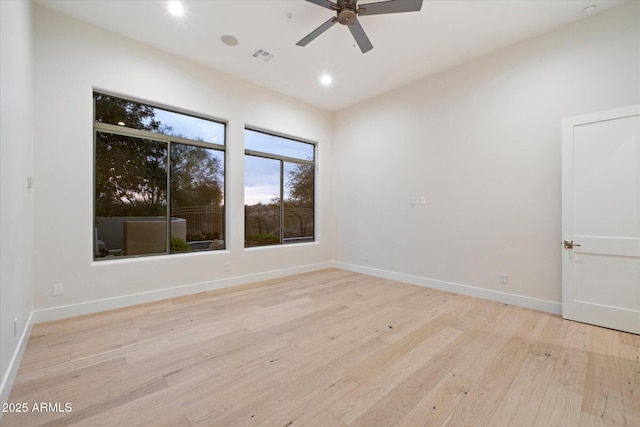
[36,0,627,112]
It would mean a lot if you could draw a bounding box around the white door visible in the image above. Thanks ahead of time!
[562,104,640,335]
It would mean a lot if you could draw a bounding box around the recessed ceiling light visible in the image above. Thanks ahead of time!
[221,35,239,47]
[320,74,333,86]
[168,1,184,17]
[582,4,597,15]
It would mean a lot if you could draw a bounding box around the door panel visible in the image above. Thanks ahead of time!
[574,119,638,237]
[562,105,640,335]
[575,253,638,310]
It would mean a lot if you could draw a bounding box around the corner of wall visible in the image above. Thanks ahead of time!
[0,0,35,411]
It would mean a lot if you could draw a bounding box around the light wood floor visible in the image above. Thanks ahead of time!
[3,269,639,426]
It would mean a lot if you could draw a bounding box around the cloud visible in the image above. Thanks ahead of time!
[244,185,278,206]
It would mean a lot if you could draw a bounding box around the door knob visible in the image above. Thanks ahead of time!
[563,239,581,249]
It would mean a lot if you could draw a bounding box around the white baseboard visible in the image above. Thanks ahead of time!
[0,311,33,419]
[32,261,559,324]
[32,261,337,324]
[336,262,562,315]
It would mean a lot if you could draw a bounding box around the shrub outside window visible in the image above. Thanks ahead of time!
[94,92,225,259]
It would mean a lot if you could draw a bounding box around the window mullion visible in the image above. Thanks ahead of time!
[166,141,172,254]
[280,160,284,244]
[244,149,314,166]
[94,122,225,150]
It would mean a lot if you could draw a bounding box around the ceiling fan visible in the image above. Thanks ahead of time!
[296,0,423,54]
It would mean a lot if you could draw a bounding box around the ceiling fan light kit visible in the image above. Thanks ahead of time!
[297,0,423,54]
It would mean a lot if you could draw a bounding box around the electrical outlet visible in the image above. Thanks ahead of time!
[224,262,230,272]
[499,274,508,285]
[364,253,369,262]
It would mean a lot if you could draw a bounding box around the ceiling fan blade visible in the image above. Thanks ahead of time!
[358,0,423,16]
[296,17,339,46]
[304,0,338,11]
[348,19,373,53]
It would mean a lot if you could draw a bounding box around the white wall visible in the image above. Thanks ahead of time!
[0,0,35,408]
[333,2,640,311]
[31,6,334,321]
[29,2,640,322]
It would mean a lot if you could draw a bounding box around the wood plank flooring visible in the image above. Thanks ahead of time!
[2,269,639,426]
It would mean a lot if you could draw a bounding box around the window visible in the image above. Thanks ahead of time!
[94,92,225,259]
[244,129,315,247]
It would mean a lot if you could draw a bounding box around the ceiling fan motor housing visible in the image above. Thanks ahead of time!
[337,7,357,25]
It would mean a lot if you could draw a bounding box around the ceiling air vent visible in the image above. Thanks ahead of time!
[251,49,275,62]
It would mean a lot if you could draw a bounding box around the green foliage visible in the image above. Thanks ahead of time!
[186,231,220,242]
[170,236,191,252]
[94,93,163,132]
[244,203,279,236]
[245,233,280,247]
[95,132,168,217]
[286,162,314,206]
[171,144,223,208]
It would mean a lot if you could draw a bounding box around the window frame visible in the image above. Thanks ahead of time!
[93,92,227,260]
[244,127,316,247]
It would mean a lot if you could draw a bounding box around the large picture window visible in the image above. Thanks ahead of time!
[244,129,315,247]
[94,92,225,259]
